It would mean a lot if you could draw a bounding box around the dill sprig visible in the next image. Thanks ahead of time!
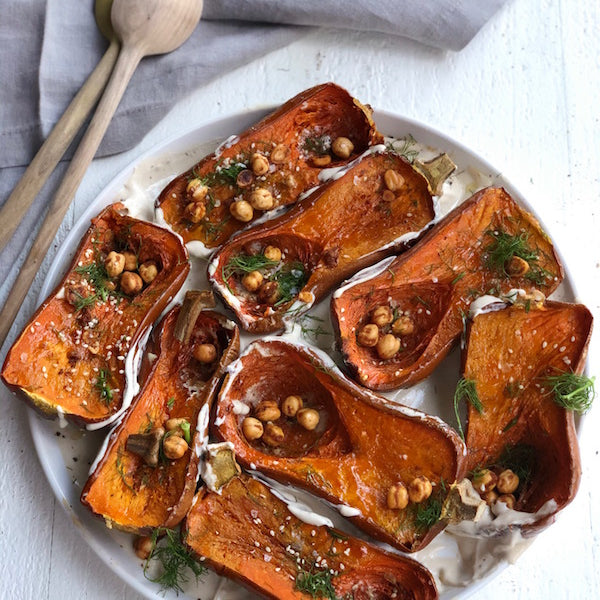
[74,260,123,311]
[544,372,595,413]
[415,480,446,531]
[295,565,338,599]
[273,261,307,306]
[483,229,539,276]
[286,309,331,342]
[202,216,230,241]
[498,444,535,486]
[193,161,247,188]
[453,377,483,440]
[95,368,114,405]
[143,528,205,595]
[303,135,331,155]
[223,252,279,280]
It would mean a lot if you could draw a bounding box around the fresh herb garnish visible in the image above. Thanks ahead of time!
[502,415,519,432]
[289,312,331,342]
[143,528,206,594]
[483,229,539,276]
[543,372,595,413]
[273,261,307,306]
[415,480,446,531]
[223,252,279,280]
[179,420,192,444]
[451,271,466,285]
[201,216,230,241]
[95,369,114,405]
[167,397,175,410]
[453,377,483,440]
[295,565,338,599]
[303,135,331,155]
[74,260,123,311]
[116,447,136,493]
[498,444,535,486]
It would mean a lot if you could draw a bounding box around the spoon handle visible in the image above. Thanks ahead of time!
[0,44,143,347]
[0,39,120,253]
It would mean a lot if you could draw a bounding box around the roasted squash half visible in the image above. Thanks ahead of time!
[184,474,439,599]
[331,187,564,390]
[81,299,239,533]
[213,339,466,552]
[156,82,381,251]
[209,151,434,333]
[1,204,189,426]
[462,301,592,532]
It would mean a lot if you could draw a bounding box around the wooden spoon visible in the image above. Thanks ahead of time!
[0,0,204,347]
[0,0,119,253]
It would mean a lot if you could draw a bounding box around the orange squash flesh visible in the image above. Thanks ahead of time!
[1,204,189,426]
[81,306,239,533]
[463,302,592,532]
[213,340,466,552]
[331,187,564,391]
[184,475,438,600]
[209,151,434,333]
[156,82,381,249]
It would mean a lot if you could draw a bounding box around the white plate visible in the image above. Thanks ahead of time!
[28,108,579,599]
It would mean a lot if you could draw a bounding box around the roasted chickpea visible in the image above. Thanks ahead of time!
[242,270,263,292]
[331,136,354,159]
[298,290,313,304]
[236,169,254,188]
[507,256,530,277]
[255,400,281,423]
[496,494,516,509]
[186,178,208,201]
[481,489,499,505]
[392,315,414,336]
[471,469,498,494]
[230,199,254,222]
[165,418,188,437]
[270,144,288,164]
[384,169,405,191]
[297,408,320,431]
[105,280,117,292]
[104,251,125,278]
[357,324,379,347]
[251,153,270,176]
[312,155,332,167]
[139,261,158,284]
[258,281,279,305]
[120,271,143,295]
[496,469,519,494]
[185,201,206,223]
[242,417,263,441]
[194,343,217,364]
[249,188,274,211]
[122,250,138,272]
[133,536,154,560]
[282,395,303,418]
[263,423,285,446]
[382,189,395,203]
[376,334,400,360]
[408,476,433,503]
[264,245,282,262]
[387,482,409,510]
[163,435,188,460]
[371,305,394,327]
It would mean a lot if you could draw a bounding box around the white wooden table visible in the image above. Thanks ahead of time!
[1,0,598,598]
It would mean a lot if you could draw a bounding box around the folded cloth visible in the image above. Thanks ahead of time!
[1,0,506,172]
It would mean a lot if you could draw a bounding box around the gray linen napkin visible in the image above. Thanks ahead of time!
[1,0,506,173]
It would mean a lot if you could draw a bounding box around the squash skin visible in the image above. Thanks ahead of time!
[209,151,434,333]
[183,474,439,600]
[463,301,592,533]
[331,187,564,390]
[81,306,239,533]
[156,82,382,249]
[213,339,466,552]
[1,204,189,426]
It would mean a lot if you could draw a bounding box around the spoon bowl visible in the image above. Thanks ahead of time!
[111,0,204,56]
